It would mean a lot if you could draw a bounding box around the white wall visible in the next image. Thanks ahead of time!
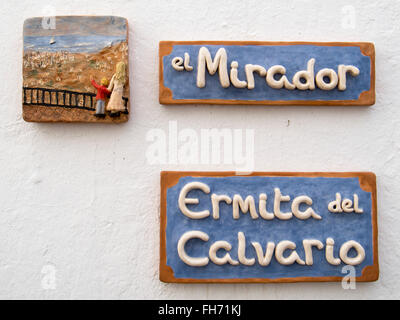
[0,0,399,299]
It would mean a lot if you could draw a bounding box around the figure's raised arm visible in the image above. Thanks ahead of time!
[91,79,100,89]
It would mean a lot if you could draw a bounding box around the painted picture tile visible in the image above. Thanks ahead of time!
[23,16,129,123]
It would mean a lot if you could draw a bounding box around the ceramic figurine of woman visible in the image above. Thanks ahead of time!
[107,61,127,117]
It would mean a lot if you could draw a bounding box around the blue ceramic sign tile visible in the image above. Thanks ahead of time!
[159,42,375,106]
[160,173,378,282]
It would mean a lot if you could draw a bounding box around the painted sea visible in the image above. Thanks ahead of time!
[24,34,126,53]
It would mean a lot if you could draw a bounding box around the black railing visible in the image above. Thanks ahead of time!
[23,87,129,114]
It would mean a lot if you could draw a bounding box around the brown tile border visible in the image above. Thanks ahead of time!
[160,171,379,283]
[159,41,375,106]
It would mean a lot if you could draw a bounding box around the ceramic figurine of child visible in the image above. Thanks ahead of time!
[107,62,127,117]
[91,77,111,118]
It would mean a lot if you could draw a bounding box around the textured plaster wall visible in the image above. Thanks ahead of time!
[0,0,399,299]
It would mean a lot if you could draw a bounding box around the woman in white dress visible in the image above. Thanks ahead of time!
[107,61,127,117]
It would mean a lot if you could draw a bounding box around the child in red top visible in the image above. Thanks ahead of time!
[91,77,111,117]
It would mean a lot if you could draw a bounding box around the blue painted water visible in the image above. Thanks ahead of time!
[24,35,126,53]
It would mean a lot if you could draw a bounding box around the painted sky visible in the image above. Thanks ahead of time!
[23,16,127,53]
[24,16,127,37]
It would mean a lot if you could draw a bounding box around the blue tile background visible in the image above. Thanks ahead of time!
[163,45,371,101]
[166,176,373,279]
